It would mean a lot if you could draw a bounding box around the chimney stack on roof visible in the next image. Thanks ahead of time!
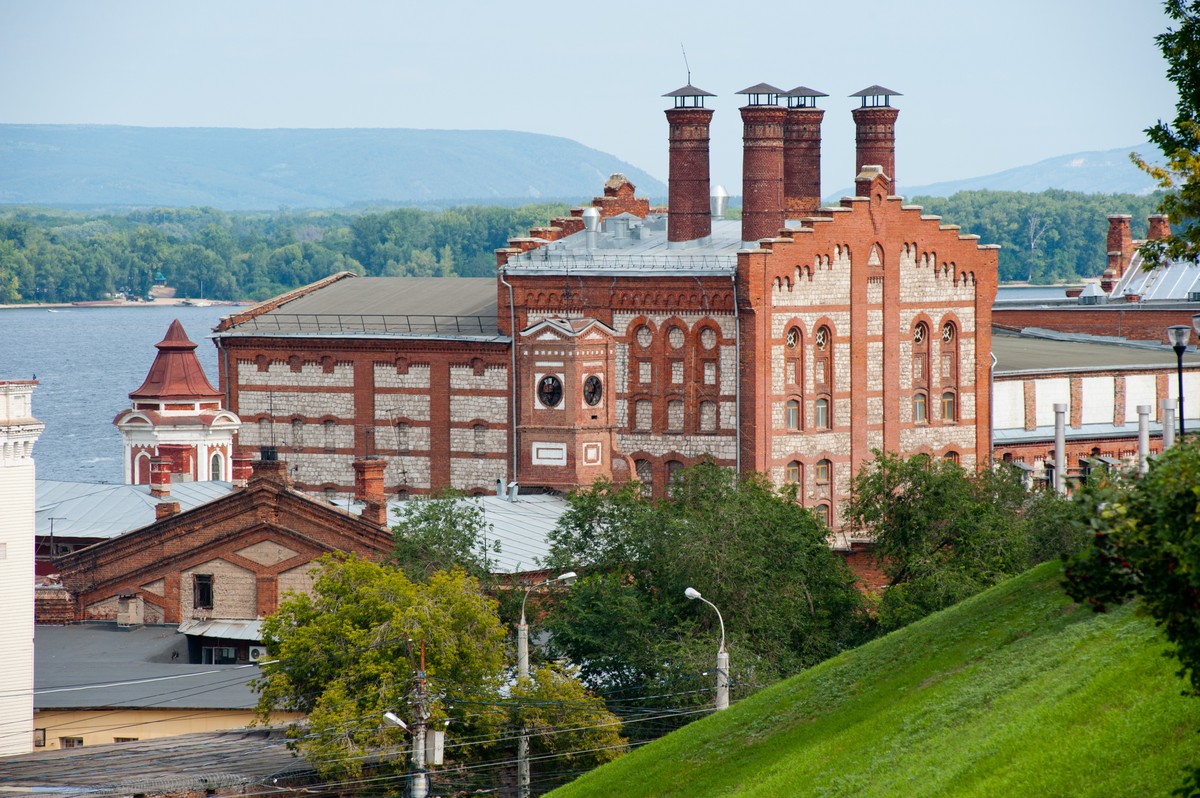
[783,86,827,216]
[739,83,787,247]
[149,457,172,498]
[1148,214,1172,241]
[851,85,901,194]
[231,451,254,488]
[664,84,717,246]
[353,457,389,527]
[1107,214,1134,281]
[155,501,181,521]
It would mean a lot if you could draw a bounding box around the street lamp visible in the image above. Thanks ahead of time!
[684,587,729,711]
[1168,324,1191,441]
[516,571,576,798]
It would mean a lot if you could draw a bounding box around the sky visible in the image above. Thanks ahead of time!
[0,0,1179,196]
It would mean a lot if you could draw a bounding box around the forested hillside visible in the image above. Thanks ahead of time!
[0,204,566,303]
[912,189,1166,283]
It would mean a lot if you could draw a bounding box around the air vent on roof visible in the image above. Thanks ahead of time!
[1190,291,1200,302]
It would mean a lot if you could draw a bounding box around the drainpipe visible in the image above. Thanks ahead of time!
[499,268,519,485]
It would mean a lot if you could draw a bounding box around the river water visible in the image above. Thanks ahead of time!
[0,305,233,483]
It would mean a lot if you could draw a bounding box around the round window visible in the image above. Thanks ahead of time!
[583,375,603,406]
[700,328,717,350]
[636,326,653,348]
[537,375,563,408]
[786,327,800,349]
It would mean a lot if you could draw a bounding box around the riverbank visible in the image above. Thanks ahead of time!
[0,298,249,310]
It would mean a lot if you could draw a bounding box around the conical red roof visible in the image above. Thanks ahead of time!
[129,320,222,401]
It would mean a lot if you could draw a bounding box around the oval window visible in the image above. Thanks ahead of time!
[537,375,563,408]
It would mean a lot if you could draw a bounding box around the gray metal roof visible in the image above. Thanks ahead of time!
[663,83,715,98]
[333,492,567,574]
[216,276,502,338]
[851,84,902,97]
[785,85,828,98]
[34,624,259,710]
[37,480,234,540]
[994,421,1167,443]
[993,328,1200,375]
[1113,252,1200,302]
[0,728,311,797]
[502,215,741,276]
[177,619,263,641]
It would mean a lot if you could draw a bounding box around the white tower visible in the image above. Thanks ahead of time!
[114,320,240,484]
[0,381,44,756]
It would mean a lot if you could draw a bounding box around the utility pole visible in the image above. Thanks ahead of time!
[411,641,429,798]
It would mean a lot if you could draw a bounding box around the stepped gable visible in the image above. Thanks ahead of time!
[129,319,222,401]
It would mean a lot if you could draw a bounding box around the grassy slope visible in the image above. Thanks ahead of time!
[550,562,1200,798]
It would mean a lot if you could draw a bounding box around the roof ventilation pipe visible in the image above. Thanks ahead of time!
[711,185,729,220]
[583,207,601,251]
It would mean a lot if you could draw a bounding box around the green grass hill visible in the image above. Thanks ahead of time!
[550,562,1200,798]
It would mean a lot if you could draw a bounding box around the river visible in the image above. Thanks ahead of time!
[0,305,233,483]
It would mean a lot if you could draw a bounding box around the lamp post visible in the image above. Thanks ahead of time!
[1168,324,1191,442]
[516,571,576,798]
[684,587,729,711]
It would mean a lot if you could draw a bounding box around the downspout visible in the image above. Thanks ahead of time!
[732,274,741,474]
[989,351,997,469]
[499,268,519,485]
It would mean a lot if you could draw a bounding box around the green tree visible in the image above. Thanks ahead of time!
[543,462,869,722]
[1134,0,1200,265]
[390,490,501,581]
[844,453,1040,631]
[254,554,507,781]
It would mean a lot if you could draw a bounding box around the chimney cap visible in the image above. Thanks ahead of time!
[785,85,828,108]
[664,83,716,101]
[851,85,902,107]
[737,83,784,105]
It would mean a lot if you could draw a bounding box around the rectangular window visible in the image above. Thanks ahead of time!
[60,737,84,749]
[670,361,683,384]
[703,361,717,385]
[33,729,45,747]
[202,646,237,665]
[113,737,139,743]
[638,362,652,383]
[194,574,214,610]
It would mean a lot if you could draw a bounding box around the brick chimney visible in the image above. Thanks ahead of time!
[231,450,254,488]
[1148,214,1171,241]
[250,445,288,486]
[353,457,389,527]
[664,84,716,246]
[739,83,786,247]
[783,86,827,216]
[155,501,181,521]
[149,457,171,498]
[1107,214,1133,279]
[851,85,901,194]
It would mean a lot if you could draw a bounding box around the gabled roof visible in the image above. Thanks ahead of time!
[37,479,235,539]
[128,320,222,402]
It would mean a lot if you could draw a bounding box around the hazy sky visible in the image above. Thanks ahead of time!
[0,1,1178,195]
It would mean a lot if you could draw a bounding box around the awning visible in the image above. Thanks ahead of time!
[177,618,263,641]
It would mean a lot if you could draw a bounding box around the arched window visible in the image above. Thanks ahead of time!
[135,452,151,485]
[473,424,487,455]
[291,418,304,448]
[815,458,831,485]
[395,421,411,453]
[323,420,336,451]
[815,398,831,429]
[913,322,929,387]
[785,460,802,484]
[815,503,830,526]
[913,392,928,424]
[666,459,684,493]
[634,399,652,431]
[635,459,653,497]
[786,399,801,430]
[944,450,961,465]
[667,399,684,432]
[210,452,223,481]
[785,326,804,391]
[814,325,831,388]
[940,320,959,389]
[941,391,957,423]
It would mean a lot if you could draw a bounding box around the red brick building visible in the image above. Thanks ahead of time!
[212,85,998,528]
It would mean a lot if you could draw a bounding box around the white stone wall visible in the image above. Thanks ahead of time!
[239,390,355,418]
[899,424,977,454]
[617,433,736,461]
[993,381,1024,429]
[450,457,507,490]
[374,364,432,389]
[238,360,354,387]
[1125,374,1158,422]
[375,393,431,422]
[1081,376,1116,425]
[449,427,507,453]
[771,429,852,460]
[450,395,507,423]
[1034,378,1071,427]
[1166,371,1200,419]
[449,366,507,391]
[386,456,431,490]
[286,453,356,487]
[181,558,258,620]
[278,562,320,602]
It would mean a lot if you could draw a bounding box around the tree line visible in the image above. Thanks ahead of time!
[0,203,567,304]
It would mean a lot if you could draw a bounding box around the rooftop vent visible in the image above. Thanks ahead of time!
[711,185,729,219]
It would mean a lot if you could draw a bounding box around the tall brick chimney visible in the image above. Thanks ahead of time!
[851,85,902,193]
[783,86,827,217]
[739,83,786,247]
[149,457,171,498]
[1107,214,1133,279]
[1148,214,1171,241]
[664,84,716,246]
[231,450,253,488]
[353,457,389,527]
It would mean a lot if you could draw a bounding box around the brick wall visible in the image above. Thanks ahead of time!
[993,306,1199,343]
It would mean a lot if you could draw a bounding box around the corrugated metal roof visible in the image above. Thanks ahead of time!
[34,624,259,710]
[177,619,263,641]
[993,328,1200,375]
[1113,252,1200,302]
[36,480,234,540]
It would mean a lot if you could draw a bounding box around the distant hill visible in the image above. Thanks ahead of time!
[903,144,1164,198]
[0,125,666,210]
[550,562,1198,798]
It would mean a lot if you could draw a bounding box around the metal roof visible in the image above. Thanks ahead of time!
[737,82,784,96]
[994,421,1168,443]
[216,276,501,338]
[177,619,263,641]
[663,83,715,97]
[33,624,260,710]
[1113,252,1200,302]
[36,480,234,540]
[851,84,902,97]
[785,85,829,98]
[0,728,311,797]
[993,328,1200,375]
[333,492,568,574]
